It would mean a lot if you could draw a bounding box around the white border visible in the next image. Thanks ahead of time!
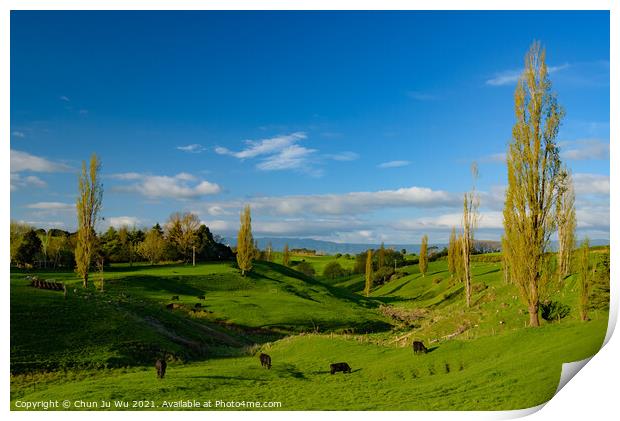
[2,1,616,420]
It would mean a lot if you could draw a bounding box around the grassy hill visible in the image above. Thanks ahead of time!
[10,261,389,374]
[11,319,606,410]
[10,252,610,410]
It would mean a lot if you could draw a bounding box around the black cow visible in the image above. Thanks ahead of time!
[330,362,351,374]
[412,340,428,355]
[194,303,202,309]
[171,296,179,301]
[198,295,206,300]
[259,353,272,369]
[166,303,175,310]
[155,354,167,379]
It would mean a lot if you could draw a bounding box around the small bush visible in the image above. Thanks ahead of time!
[374,266,395,284]
[295,261,315,277]
[389,271,407,281]
[540,300,570,322]
[323,261,349,279]
[472,283,488,294]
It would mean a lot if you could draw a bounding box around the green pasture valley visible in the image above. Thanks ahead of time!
[10,252,610,410]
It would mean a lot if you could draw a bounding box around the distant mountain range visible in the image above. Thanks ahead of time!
[223,236,610,255]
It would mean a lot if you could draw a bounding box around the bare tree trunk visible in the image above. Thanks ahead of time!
[463,240,471,307]
[83,272,88,288]
[528,305,540,327]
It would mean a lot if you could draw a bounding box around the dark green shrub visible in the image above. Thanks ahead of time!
[540,300,570,321]
[323,261,348,279]
[295,261,315,277]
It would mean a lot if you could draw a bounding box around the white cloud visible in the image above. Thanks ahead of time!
[12,131,25,138]
[11,149,71,173]
[174,172,197,181]
[60,95,70,102]
[215,132,356,175]
[112,172,221,200]
[254,218,367,236]
[216,132,327,174]
[216,132,307,159]
[16,220,66,230]
[10,174,47,191]
[204,205,231,216]
[560,139,609,160]
[486,63,570,86]
[256,144,317,171]
[177,144,206,153]
[26,202,75,212]
[575,204,609,230]
[396,211,504,231]
[199,219,233,233]
[107,216,141,228]
[573,173,609,196]
[201,186,460,218]
[378,160,410,169]
[109,172,143,180]
[324,151,359,161]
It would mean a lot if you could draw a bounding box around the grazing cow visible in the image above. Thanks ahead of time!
[330,362,351,374]
[412,341,428,355]
[166,303,175,310]
[259,353,272,369]
[171,295,179,301]
[198,295,206,300]
[155,354,167,379]
[194,303,202,309]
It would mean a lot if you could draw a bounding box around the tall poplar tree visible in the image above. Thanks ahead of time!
[236,205,254,276]
[501,234,511,284]
[578,238,593,321]
[503,42,564,327]
[447,227,457,279]
[556,169,576,281]
[364,249,373,297]
[419,235,428,277]
[455,234,465,283]
[282,244,290,267]
[75,154,103,288]
[462,163,479,308]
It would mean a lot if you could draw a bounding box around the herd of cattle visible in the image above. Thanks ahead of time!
[154,341,429,378]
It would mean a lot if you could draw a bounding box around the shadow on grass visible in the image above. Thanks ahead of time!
[108,275,207,296]
[475,268,501,277]
[257,261,386,311]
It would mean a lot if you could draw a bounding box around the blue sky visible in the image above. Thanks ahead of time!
[10,11,610,243]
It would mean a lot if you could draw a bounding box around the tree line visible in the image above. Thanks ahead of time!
[10,215,234,271]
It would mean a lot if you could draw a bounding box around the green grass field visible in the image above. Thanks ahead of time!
[10,253,609,410]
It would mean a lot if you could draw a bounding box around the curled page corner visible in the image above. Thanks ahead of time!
[494,403,546,420]
[555,357,593,395]
[492,358,596,421]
